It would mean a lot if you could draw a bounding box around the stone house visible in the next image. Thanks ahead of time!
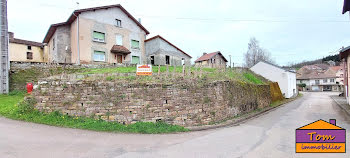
[8,32,47,63]
[145,35,191,66]
[250,61,297,98]
[42,4,150,64]
[194,51,227,68]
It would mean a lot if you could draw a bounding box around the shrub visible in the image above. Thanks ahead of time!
[17,96,37,114]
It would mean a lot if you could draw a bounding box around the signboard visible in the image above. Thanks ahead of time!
[136,64,152,76]
[296,119,346,153]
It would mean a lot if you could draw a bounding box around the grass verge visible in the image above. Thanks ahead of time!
[0,92,189,134]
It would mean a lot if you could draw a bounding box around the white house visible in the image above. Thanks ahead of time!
[250,61,297,98]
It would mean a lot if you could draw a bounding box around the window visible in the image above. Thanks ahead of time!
[116,34,123,45]
[93,31,105,42]
[330,79,335,82]
[27,46,32,50]
[52,38,55,50]
[323,79,327,83]
[93,51,105,62]
[165,55,170,65]
[131,40,140,49]
[132,56,140,64]
[315,80,320,85]
[115,19,122,27]
[27,52,33,60]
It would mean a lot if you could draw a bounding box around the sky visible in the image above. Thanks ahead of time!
[8,0,350,67]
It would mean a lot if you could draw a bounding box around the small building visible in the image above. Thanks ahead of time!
[145,35,191,66]
[9,32,46,63]
[194,51,227,68]
[250,61,297,98]
[42,4,149,64]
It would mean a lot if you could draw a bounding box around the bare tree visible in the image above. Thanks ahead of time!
[244,37,275,68]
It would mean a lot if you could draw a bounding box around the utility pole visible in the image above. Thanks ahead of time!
[0,0,8,94]
[229,55,231,68]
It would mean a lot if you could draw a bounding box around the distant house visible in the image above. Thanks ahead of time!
[296,64,341,92]
[250,61,297,98]
[145,35,191,66]
[42,4,149,64]
[8,32,46,63]
[194,51,227,68]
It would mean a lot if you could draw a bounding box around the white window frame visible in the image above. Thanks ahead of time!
[93,51,106,62]
[131,40,140,49]
[116,34,123,45]
[93,31,105,43]
[115,19,122,27]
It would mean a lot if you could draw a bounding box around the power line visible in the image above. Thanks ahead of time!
[136,15,350,23]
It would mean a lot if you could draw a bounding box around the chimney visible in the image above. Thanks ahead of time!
[8,32,14,40]
[329,119,336,126]
[203,52,207,56]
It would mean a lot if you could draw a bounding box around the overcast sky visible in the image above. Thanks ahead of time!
[8,0,350,66]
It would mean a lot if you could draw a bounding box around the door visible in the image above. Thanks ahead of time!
[150,56,154,65]
[132,56,140,64]
[117,55,122,63]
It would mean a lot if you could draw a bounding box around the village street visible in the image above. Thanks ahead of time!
[1,92,350,158]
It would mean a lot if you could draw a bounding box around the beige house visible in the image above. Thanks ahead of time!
[43,4,150,64]
[195,51,227,68]
[9,32,46,62]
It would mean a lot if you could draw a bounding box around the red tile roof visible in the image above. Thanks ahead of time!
[195,51,228,62]
[330,66,341,72]
[110,45,131,54]
[43,4,149,43]
[10,38,43,47]
[145,35,192,58]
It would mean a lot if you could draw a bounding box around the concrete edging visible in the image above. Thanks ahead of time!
[330,95,350,117]
[187,95,303,131]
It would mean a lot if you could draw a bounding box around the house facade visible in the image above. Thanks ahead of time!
[250,61,297,98]
[9,32,46,63]
[296,64,341,92]
[43,4,149,64]
[340,46,350,103]
[194,51,227,68]
[145,35,191,66]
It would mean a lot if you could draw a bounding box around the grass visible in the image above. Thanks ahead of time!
[80,66,217,74]
[81,66,266,85]
[0,92,189,134]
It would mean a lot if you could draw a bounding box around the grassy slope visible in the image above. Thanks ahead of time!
[81,66,266,85]
[0,92,188,134]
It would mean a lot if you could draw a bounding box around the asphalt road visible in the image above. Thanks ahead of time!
[1,92,350,158]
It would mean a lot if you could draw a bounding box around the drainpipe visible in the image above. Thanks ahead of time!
[77,15,80,65]
[73,12,80,65]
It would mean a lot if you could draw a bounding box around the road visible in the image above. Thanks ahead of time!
[1,92,350,158]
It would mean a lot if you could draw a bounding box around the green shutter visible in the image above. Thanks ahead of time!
[132,56,140,64]
[131,40,139,49]
[93,32,105,41]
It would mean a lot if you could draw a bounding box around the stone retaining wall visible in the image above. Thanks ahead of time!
[33,76,271,127]
[9,62,135,91]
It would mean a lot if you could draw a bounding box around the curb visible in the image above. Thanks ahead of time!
[330,95,350,117]
[187,94,303,131]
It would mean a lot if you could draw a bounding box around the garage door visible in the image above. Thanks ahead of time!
[311,86,319,91]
